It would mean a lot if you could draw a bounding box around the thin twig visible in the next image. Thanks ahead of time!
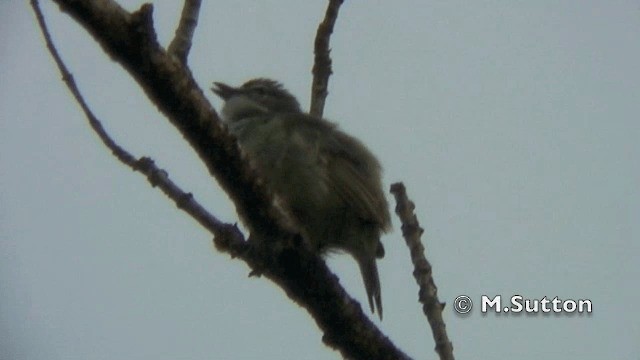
[390,183,455,360]
[47,0,290,244]
[309,0,343,118]
[168,0,202,63]
[30,0,247,255]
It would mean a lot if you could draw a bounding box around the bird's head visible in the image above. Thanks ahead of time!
[212,78,301,122]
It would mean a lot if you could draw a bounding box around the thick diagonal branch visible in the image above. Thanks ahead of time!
[42,1,411,358]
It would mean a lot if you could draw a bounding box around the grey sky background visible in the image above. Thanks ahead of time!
[1,1,639,359]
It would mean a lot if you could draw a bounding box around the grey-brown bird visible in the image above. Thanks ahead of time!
[212,79,391,319]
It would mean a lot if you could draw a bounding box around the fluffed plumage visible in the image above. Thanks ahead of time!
[212,79,391,318]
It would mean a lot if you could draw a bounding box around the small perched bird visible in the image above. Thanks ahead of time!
[212,78,391,318]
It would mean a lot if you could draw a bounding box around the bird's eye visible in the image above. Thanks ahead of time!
[253,86,268,96]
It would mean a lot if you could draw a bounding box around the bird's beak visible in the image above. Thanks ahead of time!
[211,82,240,100]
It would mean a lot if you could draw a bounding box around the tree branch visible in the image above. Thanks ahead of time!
[36,1,411,358]
[309,0,343,118]
[168,0,202,63]
[390,183,455,360]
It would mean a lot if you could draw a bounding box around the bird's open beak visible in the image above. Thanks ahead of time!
[211,82,239,100]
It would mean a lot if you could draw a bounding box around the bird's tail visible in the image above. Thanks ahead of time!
[356,254,383,320]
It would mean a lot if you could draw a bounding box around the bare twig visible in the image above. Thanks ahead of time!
[30,0,247,256]
[390,183,454,360]
[47,0,289,242]
[309,0,343,118]
[168,0,202,63]
[34,1,411,358]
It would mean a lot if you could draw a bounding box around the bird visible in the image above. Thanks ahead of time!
[212,78,391,319]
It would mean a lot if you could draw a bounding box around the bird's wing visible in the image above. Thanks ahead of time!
[284,115,391,230]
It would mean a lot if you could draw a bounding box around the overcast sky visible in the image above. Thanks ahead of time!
[1,1,639,359]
